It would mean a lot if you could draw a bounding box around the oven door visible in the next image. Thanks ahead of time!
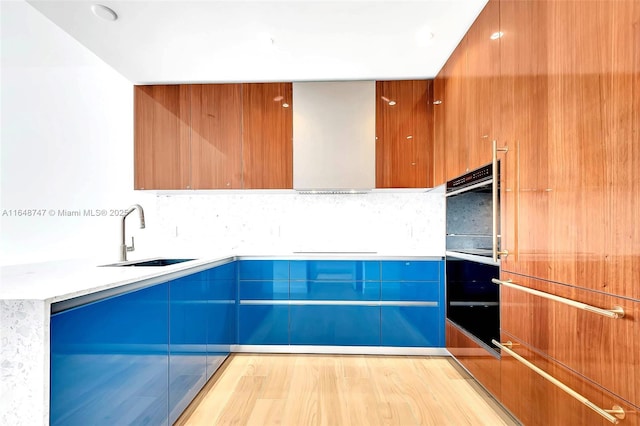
[445,256,500,353]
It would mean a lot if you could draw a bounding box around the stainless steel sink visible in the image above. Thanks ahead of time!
[100,258,196,267]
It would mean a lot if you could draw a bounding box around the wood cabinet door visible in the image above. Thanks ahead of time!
[134,85,190,189]
[498,0,551,276]
[499,0,640,298]
[499,334,636,426]
[191,84,243,189]
[465,0,500,172]
[443,40,469,181]
[242,83,293,189]
[540,0,640,298]
[375,80,433,188]
[432,73,446,187]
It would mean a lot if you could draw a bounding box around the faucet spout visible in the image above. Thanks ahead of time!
[120,204,145,261]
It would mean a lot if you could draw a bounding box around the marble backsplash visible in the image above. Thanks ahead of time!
[145,190,445,257]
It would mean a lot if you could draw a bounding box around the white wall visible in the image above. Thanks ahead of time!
[0,0,152,265]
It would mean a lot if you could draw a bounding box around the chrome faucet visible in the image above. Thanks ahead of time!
[120,204,145,261]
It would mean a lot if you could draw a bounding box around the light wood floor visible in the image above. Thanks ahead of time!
[176,354,519,426]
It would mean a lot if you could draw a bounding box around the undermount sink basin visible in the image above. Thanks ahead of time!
[100,258,196,267]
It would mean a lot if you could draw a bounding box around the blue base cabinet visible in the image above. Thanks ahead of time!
[50,283,170,426]
[237,261,290,345]
[50,262,237,426]
[169,273,207,424]
[380,261,445,347]
[290,305,380,345]
[205,262,236,379]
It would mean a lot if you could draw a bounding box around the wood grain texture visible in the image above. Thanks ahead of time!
[500,272,640,410]
[134,85,190,189]
[498,0,550,274]
[190,84,242,189]
[375,80,434,188]
[442,41,469,181]
[190,84,243,189]
[445,320,501,399]
[432,73,446,186]
[177,354,517,426]
[499,0,640,300]
[499,333,639,426]
[465,0,500,172]
[241,83,293,189]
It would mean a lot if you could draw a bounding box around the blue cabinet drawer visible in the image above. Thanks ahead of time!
[239,280,289,300]
[290,260,380,281]
[381,281,439,302]
[238,305,289,345]
[381,306,443,347]
[289,281,380,301]
[290,305,380,346]
[238,260,289,280]
[381,261,441,281]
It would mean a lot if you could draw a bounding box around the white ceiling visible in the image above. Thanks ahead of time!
[26,0,489,84]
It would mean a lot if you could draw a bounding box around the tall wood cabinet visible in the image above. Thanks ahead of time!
[443,0,640,424]
[375,80,434,188]
[135,83,293,190]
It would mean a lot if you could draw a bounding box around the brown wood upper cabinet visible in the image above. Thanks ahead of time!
[375,80,434,188]
[134,83,293,190]
[242,83,293,189]
[134,85,190,190]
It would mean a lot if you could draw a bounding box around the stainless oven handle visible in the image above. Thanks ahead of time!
[445,179,494,197]
[492,139,509,262]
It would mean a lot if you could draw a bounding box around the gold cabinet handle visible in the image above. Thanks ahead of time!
[492,140,508,262]
[491,279,625,319]
[493,340,626,424]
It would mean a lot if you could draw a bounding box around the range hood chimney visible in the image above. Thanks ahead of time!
[292,81,376,191]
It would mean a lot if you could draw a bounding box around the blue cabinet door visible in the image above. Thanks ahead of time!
[169,273,208,424]
[50,283,170,426]
[238,277,289,345]
[205,262,236,379]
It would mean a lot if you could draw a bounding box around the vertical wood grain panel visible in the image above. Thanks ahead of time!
[442,41,469,181]
[375,80,433,188]
[191,84,242,189]
[498,0,550,276]
[500,272,639,409]
[499,334,639,426]
[134,85,190,189]
[498,0,640,299]
[465,0,500,171]
[242,83,293,189]
[445,320,501,399]
[433,73,446,186]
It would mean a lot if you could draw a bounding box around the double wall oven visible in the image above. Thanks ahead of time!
[445,160,503,354]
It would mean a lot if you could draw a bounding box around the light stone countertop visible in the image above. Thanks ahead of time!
[0,252,444,303]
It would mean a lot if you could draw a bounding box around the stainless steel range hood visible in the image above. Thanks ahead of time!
[292,81,376,191]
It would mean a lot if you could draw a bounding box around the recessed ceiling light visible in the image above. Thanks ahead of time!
[415,25,435,46]
[388,101,397,106]
[282,103,290,108]
[91,4,118,21]
[490,31,503,40]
